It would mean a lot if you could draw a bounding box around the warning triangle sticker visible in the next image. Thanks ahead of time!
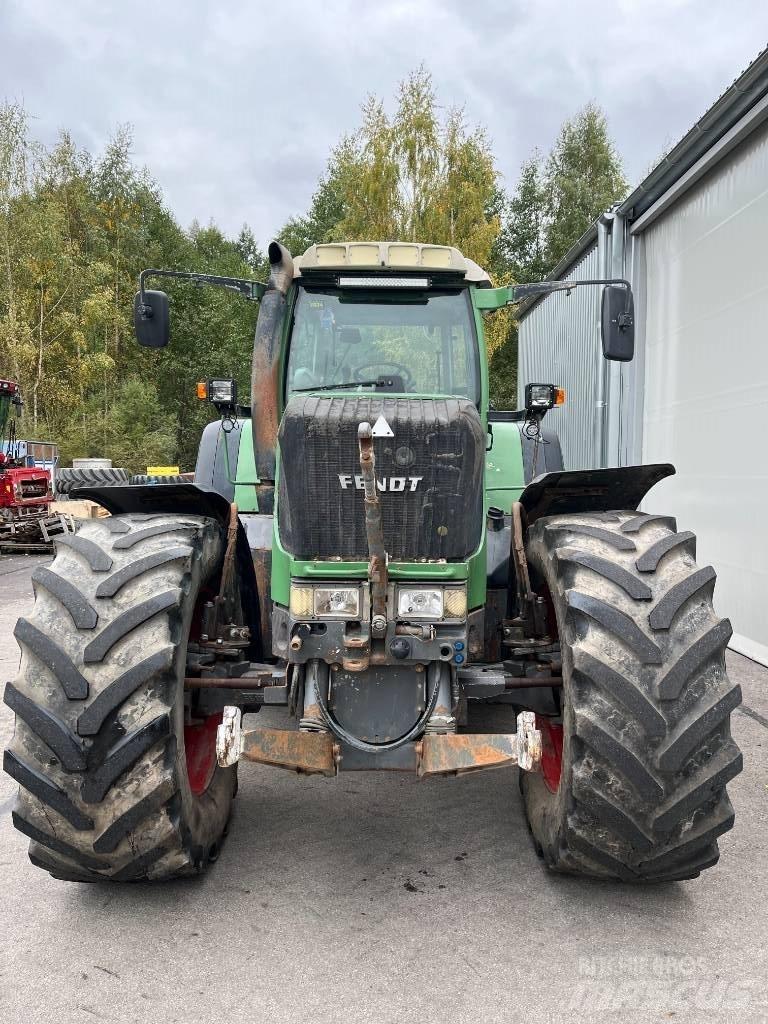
[371,414,394,437]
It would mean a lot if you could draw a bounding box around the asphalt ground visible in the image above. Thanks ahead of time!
[0,552,766,1024]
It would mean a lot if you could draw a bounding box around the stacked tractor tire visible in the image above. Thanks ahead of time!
[55,467,129,496]
[128,474,190,485]
[56,469,191,496]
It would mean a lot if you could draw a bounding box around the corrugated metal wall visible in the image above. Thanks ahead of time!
[638,122,768,665]
[516,88,768,663]
[518,245,602,469]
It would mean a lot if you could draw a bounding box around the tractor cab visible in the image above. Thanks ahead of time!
[284,243,484,403]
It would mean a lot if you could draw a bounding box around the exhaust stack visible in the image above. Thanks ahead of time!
[250,241,294,513]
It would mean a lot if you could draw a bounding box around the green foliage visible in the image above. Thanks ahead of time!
[497,104,627,285]
[279,67,506,401]
[0,103,264,470]
[544,102,627,268]
[1,82,628,466]
[489,104,626,406]
[284,68,501,272]
[56,376,178,474]
[278,157,350,256]
[488,329,518,411]
[494,153,549,284]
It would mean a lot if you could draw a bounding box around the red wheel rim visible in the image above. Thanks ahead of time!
[537,716,563,794]
[184,713,222,796]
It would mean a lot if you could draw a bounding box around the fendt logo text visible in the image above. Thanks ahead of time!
[338,474,423,493]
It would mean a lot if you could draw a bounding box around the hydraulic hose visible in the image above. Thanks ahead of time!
[311,661,443,754]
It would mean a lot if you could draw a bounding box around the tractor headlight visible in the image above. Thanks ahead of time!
[396,585,467,621]
[313,587,360,618]
[397,587,443,619]
[289,583,361,619]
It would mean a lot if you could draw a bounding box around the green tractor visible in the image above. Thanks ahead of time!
[4,241,742,883]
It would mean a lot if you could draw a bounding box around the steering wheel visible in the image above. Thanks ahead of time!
[353,361,414,389]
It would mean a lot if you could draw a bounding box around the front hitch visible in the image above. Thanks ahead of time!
[216,706,542,777]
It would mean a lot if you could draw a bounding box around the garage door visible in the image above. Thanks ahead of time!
[640,124,768,665]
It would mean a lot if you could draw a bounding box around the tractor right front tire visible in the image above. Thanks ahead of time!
[521,510,742,883]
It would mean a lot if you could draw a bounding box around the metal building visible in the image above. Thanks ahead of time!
[518,48,768,666]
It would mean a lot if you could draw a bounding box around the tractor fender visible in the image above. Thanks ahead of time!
[70,482,265,658]
[71,481,232,525]
[194,419,239,503]
[519,463,675,526]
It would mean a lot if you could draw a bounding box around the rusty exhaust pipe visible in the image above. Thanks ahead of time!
[266,240,294,295]
[250,240,294,513]
[358,422,388,636]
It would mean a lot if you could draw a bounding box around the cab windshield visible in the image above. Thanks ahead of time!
[285,287,479,402]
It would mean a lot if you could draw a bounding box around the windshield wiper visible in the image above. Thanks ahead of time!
[293,379,382,393]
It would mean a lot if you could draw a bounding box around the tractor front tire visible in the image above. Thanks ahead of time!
[3,513,237,882]
[521,511,742,882]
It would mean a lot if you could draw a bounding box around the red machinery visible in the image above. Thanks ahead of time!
[0,379,70,550]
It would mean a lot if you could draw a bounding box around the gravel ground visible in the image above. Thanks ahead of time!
[0,552,766,1024]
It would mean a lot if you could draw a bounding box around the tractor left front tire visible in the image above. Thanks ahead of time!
[3,513,236,882]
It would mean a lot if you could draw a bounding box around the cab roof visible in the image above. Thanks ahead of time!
[294,241,490,285]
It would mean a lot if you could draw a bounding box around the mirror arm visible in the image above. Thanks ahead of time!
[508,277,632,303]
[138,269,267,310]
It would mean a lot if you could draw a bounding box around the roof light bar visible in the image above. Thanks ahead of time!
[338,275,430,289]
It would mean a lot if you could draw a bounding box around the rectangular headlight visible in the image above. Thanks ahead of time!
[396,585,467,620]
[397,588,444,619]
[313,587,360,618]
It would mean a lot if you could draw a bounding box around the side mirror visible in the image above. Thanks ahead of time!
[133,290,170,348]
[601,285,634,361]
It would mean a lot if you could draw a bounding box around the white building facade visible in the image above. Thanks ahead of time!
[518,50,768,665]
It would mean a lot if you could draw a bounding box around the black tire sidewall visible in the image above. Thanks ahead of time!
[171,522,236,869]
[519,528,577,868]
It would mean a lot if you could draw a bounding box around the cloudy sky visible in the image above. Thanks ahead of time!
[2,1,767,243]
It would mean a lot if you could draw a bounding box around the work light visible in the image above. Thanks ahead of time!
[338,276,430,289]
[524,383,566,412]
[208,378,237,406]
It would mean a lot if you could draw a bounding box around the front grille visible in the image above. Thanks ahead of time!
[18,479,48,499]
[277,395,485,561]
